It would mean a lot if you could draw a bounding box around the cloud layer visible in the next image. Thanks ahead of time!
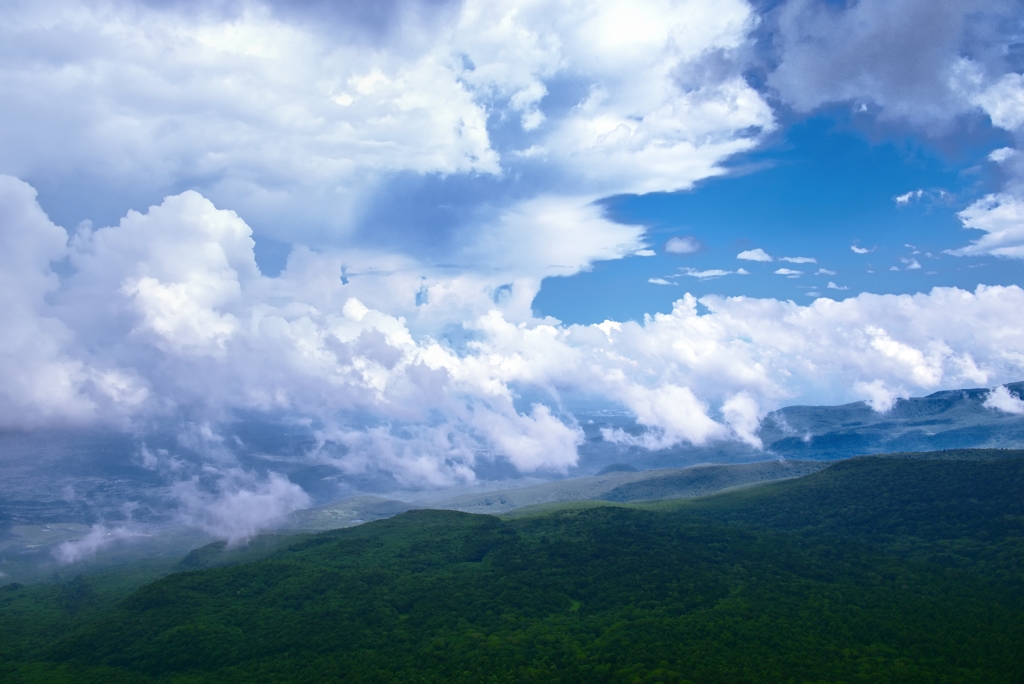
[4,181,1024,491]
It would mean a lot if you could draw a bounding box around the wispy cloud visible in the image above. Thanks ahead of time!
[851,245,874,254]
[780,256,817,264]
[901,257,922,269]
[816,268,837,275]
[895,189,925,205]
[680,267,736,279]
[665,236,701,254]
[648,277,675,285]
[774,268,802,277]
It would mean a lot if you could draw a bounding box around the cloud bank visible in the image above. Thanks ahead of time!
[3,0,1024,542]
[3,181,1024,491]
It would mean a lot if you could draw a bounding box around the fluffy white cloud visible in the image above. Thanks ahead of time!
[5,184,1024,484]
[969,71,1024,132]
[737,248,772,262]
[984,385,1024,415]
[0,0,773,242]
[0,175,148,428]
[6,0,1024,545]
[949,194,1024,259]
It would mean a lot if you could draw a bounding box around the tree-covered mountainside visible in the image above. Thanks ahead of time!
[2,450,1023,683]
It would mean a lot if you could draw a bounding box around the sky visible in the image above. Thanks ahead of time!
[2,0,1024,540]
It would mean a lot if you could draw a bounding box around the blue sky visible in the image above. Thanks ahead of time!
[2,0,1024,530]
[538,113,1019,323]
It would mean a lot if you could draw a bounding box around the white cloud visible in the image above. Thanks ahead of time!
[827,282,849,290]
[52,524,146,564]
[780,256,816,264]
[722,391,763,448]
[970,72,1024,132]
[463,195,648,280]
[984,385,1024,415]
[648,278,675,285]
[854,379,907,413]
[896,189,925,204]
[989,147,1017,163]
[737,248,773,262]
[773,268,801,277]
[635,249,657,257]
[948,194,1024,259]
[602,384,727,449]
[665,236,701,254]
[5,181,1024,480]
[901,257,922,269]
[172,469,311,546]
[0,0,774,238]
[680,268,734,279]
[0,176,148,428]
[816,268,837,275]
[851,245,873,254]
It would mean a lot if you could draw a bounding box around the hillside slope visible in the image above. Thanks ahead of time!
[1,450,1022,683]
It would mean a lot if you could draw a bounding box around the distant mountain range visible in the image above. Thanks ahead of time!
[1,382,1022,544]
[576,381,1024,471]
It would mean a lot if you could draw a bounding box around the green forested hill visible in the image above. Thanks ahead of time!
[2,451,1023,683]
[682,449,1024,582]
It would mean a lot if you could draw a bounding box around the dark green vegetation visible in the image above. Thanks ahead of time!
[2,450,1023,683]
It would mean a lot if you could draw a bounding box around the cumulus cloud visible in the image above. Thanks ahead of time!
[737,248,773,262]
[769,0,1020,129]
[0,0,773,240]
[0,176,148,428]
[602,384,727,450]
[969,71,1024,132]
[948,194,1024,259]
[5,1,1024,521]
[984,384,1024,415]
[774,268,801,277]
[5,182,1024,478]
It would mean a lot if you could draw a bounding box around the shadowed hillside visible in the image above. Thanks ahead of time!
[1,450,1022,682]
